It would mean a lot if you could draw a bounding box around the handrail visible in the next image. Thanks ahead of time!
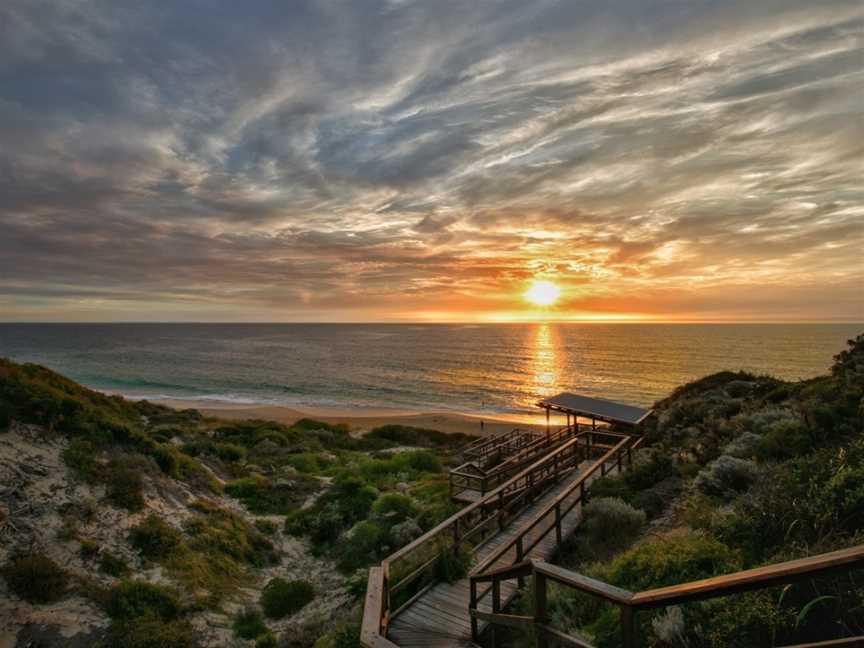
[362,429,629,648]
[470,547,864,648]
[471,435,633,579]
[450,424,586,499]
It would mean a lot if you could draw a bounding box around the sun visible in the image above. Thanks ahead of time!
[524,280,561,307]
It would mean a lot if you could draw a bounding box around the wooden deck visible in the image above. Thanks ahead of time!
[388,461,596,648]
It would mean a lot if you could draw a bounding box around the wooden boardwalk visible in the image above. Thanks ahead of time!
[388,462,594,648]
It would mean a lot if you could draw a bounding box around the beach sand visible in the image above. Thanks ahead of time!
[152,398,547,437]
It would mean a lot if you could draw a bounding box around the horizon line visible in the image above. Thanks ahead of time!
[0,320,862,326]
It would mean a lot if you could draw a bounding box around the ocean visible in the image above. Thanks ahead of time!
[0,323,859,421]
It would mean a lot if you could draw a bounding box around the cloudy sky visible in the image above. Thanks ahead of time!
[1,0,862,322]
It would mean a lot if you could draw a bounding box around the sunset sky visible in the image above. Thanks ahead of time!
[0,1,862,322]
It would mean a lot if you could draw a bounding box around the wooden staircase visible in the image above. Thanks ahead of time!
[362,431,864,648]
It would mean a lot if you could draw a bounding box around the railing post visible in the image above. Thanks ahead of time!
[491,578,501,648]
[617,449,622,474]
[516,538,525,588]
[470,578,479,641]
[555,502,562,546]
[535,571,548,648]
[452,518,460,555]
[498,491,505,530]
[621,605,637,648]
[627,444,633,467]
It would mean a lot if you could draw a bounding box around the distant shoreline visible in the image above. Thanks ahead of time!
[144,396,549,437]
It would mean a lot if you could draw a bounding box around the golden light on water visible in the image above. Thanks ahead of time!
[524,280,561,307]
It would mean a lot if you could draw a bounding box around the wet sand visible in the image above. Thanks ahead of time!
[151,398,548,437]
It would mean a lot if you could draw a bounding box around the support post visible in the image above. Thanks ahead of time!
[516,538,525,588]
[555,502,562,545]
[535,572,548,648]
[621,605,636,648]
[452,518,460,555]
[470,579,479,641]
[491,578,501,648]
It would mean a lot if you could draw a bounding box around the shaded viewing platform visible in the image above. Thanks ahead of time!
[449,393,651,504]
[362,390,864,648]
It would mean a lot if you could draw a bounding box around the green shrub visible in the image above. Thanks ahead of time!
[285,476,378,546]
[185,500,279,568]
[599,534,740,592]
[255,632,278,648]
[225,474,316,514]
[129,515,183,560]
[624,451,677,490]
[103,616,198,648]
[339,521,386,572]
[106,580,182,620]
[62,438,101,481]
[99,552,130,578]
[180,440,246,462]
[105,458,146,511]
[254,519,278,535]
[695,456,759,499]
[756,419,813,460]
[1,553,68,603]
[371,492,418,526]
[233,607,268,640]
[580,497,645,558]
[723,432,762,459]
[79,539,100,560]
[434,547,471,583]
[366,424,472,449]
[260,578,315,619]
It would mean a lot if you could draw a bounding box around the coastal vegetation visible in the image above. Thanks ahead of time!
[0,355,473,646]
[510,334,864,647]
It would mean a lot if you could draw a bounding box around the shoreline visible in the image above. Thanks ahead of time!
[147,396,549,437]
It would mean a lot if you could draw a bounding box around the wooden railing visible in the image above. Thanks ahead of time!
[469,434,636,640]
[462,427,541,466]
[450,424,591,499]
[469,546,864,648]
[362,429,628,648]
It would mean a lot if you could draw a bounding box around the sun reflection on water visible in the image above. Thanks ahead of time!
[529,323,561,400]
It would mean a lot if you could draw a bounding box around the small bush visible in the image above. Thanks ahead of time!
[99,552,130,577]
[233,607,268,640]
[254,519,278,535]
[255,633,278,648]
[580,497,645,557]
[103,616,198,648]
[62,438,101,481]
[79,539,100,560]
[339,521,385,572]
[332,623,360,648]
[600,534,740,592]
[371,492,418,526]
[129,515,183,560]
[695,456,759,499]
[1,553,68,603]
[434,548,471,583]
[723,432,762,459]
[105,458,146,511]
[225,475,316,514]
[260,578,315,619]
[106,580,182,620]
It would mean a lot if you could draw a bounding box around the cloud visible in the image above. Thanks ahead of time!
[0,0,861,321]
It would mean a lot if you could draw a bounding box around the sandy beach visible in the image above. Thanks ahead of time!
[151,398,548,437]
